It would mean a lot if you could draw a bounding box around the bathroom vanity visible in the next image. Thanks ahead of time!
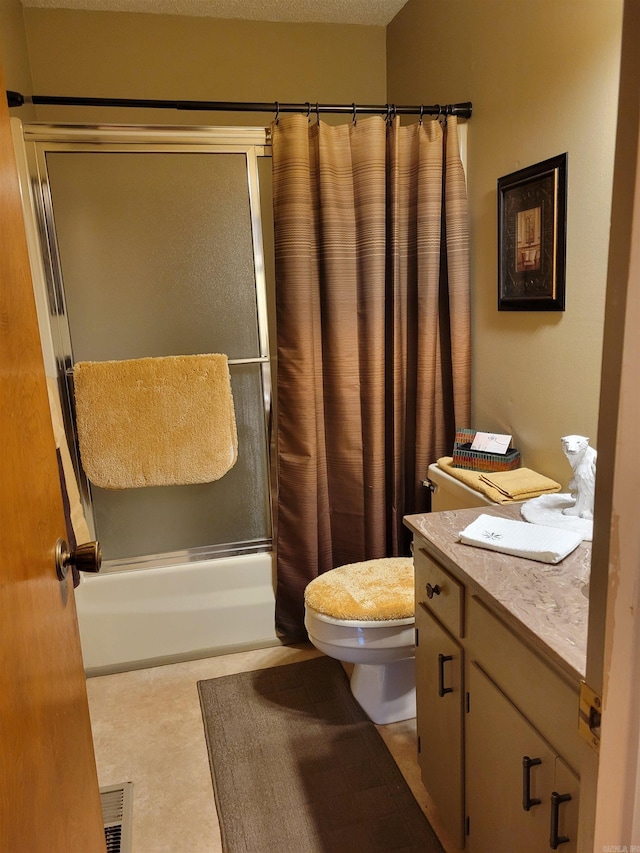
[404,505,592,852]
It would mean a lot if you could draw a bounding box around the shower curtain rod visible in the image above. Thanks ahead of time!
[6,90,472,119]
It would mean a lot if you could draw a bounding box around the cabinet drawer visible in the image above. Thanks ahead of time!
[468,595,584,772]
[414,542,465,638]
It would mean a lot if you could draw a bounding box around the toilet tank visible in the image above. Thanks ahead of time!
[426,463,497,512]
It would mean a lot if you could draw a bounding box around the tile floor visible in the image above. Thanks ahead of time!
[87,643,461,853]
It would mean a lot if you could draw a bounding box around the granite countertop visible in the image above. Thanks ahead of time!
[404,504,591,679]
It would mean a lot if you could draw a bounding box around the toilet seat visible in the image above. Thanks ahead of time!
[304,557,414,621]
[304,557,416,724]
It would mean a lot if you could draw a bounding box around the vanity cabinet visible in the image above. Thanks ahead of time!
[414,541,466,849]
[411,524,587,853]
[415,603,464,851]
[466,663,579,853]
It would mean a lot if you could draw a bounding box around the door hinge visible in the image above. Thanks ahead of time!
[578,680,601,753]
[417,735,421,754]
[415,627,419,647]
[465,816,470,836]
[466,691,470,713]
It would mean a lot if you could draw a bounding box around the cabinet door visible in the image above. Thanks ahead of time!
[416,602,465,849]
[466,662,557,852]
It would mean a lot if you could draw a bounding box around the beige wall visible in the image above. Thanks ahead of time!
[388,0,623,485]
[23,9,386,125]
[0,0,36,119]
[16,1,623,485]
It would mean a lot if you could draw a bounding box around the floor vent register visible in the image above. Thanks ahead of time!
[100,782,133,853]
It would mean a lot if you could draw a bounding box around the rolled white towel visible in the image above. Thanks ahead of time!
[459,514,582,564]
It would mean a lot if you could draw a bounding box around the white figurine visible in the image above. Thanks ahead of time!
[561,434,597,520]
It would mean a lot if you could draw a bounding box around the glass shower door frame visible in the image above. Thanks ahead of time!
[22,123,274,570]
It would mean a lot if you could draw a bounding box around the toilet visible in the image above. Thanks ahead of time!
[304,557,416,725]
[304,467,497,725]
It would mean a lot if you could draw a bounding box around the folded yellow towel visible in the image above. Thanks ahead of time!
[436,457,560,504]
[479,468,561,499]
[74,354,237,489]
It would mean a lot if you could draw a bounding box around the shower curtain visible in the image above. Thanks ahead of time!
[272,113,470,640]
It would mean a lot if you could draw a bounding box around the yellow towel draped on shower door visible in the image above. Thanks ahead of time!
[73,353,238,489]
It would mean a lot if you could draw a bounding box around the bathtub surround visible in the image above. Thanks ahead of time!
[272,113,470,639]
[73,353,237,489]
[197,655,444,853]
[75,551,278,674]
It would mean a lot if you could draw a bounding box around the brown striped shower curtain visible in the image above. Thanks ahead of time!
[272,114,470,639]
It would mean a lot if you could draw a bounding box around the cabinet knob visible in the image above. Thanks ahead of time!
[426,582,441,599]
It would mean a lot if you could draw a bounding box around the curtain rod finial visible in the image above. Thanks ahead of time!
[6,91,25,108]
[452,101,473,118]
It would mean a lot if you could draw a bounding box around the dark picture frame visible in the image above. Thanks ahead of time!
[497,153,567,311]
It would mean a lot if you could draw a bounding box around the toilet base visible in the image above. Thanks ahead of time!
[349,658,416,725]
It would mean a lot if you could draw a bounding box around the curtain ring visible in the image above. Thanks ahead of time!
[385,104,391,126]
[352,103,357,126]
[390,104,397,123]
[315,102,320,125]
[305,101,311,122]
[274,101,280,125]
[419,105,424,126]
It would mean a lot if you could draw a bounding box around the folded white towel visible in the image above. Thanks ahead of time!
[459,514,582,564]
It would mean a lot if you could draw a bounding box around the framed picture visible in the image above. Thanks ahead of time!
[497,153,567,311]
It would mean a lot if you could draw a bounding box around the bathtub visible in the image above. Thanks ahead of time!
[75,552,280,675]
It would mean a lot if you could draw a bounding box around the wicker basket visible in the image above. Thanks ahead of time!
[452,428,521,473]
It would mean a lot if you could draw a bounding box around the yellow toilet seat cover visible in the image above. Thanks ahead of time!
[304,557,414,621]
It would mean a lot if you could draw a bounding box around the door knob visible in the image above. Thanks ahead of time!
[55,539,102,580]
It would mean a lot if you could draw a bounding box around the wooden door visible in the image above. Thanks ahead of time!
[0,67,106,852]
[587,1,640,847]
[415,602,465,850]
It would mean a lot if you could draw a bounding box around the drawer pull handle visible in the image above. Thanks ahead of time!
[522,756,542,811]
[426,583,441,599]
[438,653,454,697]
[549,791,571,848]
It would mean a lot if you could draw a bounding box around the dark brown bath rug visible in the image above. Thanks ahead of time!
[197,654,444,853]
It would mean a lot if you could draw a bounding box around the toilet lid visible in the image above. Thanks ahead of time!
[304,557,414,621]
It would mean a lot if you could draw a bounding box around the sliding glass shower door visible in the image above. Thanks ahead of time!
[25,125,274,568]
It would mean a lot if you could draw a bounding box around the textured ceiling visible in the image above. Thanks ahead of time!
[19,0,410,25]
